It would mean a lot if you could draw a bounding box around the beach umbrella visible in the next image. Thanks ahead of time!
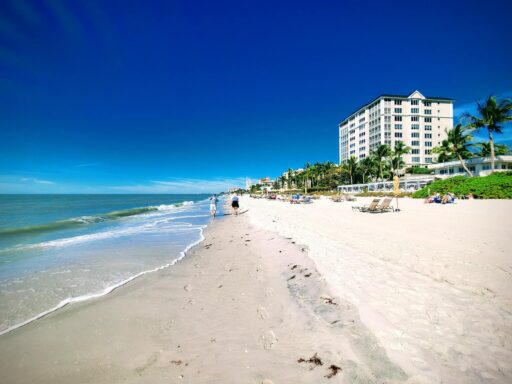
[393,175,400,211]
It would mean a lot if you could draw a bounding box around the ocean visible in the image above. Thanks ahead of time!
[0,194,215,335]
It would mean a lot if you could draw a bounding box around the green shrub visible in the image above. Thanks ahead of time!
[406,167,432,175]
[412,172,512,199]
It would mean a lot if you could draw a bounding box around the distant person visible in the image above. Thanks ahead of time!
[231,194,240,215]
[209,194,219,217]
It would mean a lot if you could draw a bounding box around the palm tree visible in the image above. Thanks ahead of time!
[372,144,392,180]
[391,141,411,176]
[358,156,377,183]
[343,156,358,185]
[465,95,512,171]
[287,168,295,190]
[475,142,509,157]
[433,123,474,176]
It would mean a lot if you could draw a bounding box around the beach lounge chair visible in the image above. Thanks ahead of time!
[369,198,394,213]
[352,198,380,212]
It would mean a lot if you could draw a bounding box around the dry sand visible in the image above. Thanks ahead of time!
[245,196,512,383]
[0,207,406,383]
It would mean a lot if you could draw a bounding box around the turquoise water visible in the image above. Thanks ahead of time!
[0,194,215,334]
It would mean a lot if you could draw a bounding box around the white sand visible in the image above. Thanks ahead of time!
[244,196,512,383]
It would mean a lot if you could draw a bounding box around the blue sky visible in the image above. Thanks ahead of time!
[1,0,511,193]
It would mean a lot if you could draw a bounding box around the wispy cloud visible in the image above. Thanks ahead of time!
[109,177,248,194]
[21,177,55,185]
[76,162,101,168]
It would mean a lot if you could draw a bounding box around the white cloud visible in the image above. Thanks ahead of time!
[108,177,249,194]
[21,177,55,185]
[76,162,101,168]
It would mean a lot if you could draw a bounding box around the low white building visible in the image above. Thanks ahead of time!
[427,156,512,178]
[338,175,435,193]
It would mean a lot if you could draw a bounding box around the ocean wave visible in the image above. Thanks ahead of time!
[18,223,205,250]
[0,205,189,238]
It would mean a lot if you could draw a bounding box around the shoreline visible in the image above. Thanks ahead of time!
[0,226,205,337]
[0,205,407,383]
[1,197,510,383]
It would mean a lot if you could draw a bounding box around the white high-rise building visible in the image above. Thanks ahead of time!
[338,91,454,166]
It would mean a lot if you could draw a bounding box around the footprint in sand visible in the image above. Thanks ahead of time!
[262,330,278,350]
[257,306,269,320]
[265,288,274,297]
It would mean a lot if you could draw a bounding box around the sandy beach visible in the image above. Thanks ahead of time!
[245,196,512,383]
[0,204,404,383]
[0,197,511,383]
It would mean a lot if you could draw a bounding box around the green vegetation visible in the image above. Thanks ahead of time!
[433,123,474,176]
[407,167,432,175]
[412,172,512,199]
[465,95,512,171]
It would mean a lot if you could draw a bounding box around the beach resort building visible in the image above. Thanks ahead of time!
[428,155,512,178]
[339,91,454,166]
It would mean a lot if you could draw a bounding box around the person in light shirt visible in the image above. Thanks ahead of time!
[209,194,219,217]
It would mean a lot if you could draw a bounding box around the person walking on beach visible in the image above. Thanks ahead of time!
[231,194,240,216]
[209,194,219,217]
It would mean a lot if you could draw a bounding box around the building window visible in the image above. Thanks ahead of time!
[411,141,420,146]
[394,100,402,105]
[483,165,491,170]
[412,157,420,162]
[394,116,402,121]
[412,132,420,138]
[411,124,420,130]
[424,117,432,122]
[384,108,391,114]
[411,116,419,122]
[425,157,432,163]
[425,133,432,138]
[394,124,402,130]
[425,109,432,115]
[394,108,402,113]
[411,100,419,105]
[384,116,391,122]
[412,149,420,154]
[458,167,464,173]
[423,101,431,106]
[425,125,432,131]
[395,132,403,138]
[449,168,454,174]
[425,142,432,147]
[469,166,476,172]
[425,149,432,155]
[411,108,419,114]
